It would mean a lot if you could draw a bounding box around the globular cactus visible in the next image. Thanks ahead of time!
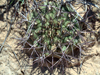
[22,1,82,73]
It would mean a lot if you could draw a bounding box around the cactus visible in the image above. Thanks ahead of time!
[22,1,82,73]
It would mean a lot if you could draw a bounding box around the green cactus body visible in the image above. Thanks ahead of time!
[27,1,80,56]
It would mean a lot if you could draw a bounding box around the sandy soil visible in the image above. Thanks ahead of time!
[0,0,100,75]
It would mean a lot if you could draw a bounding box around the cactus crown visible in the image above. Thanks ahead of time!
[26,1,80,55]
